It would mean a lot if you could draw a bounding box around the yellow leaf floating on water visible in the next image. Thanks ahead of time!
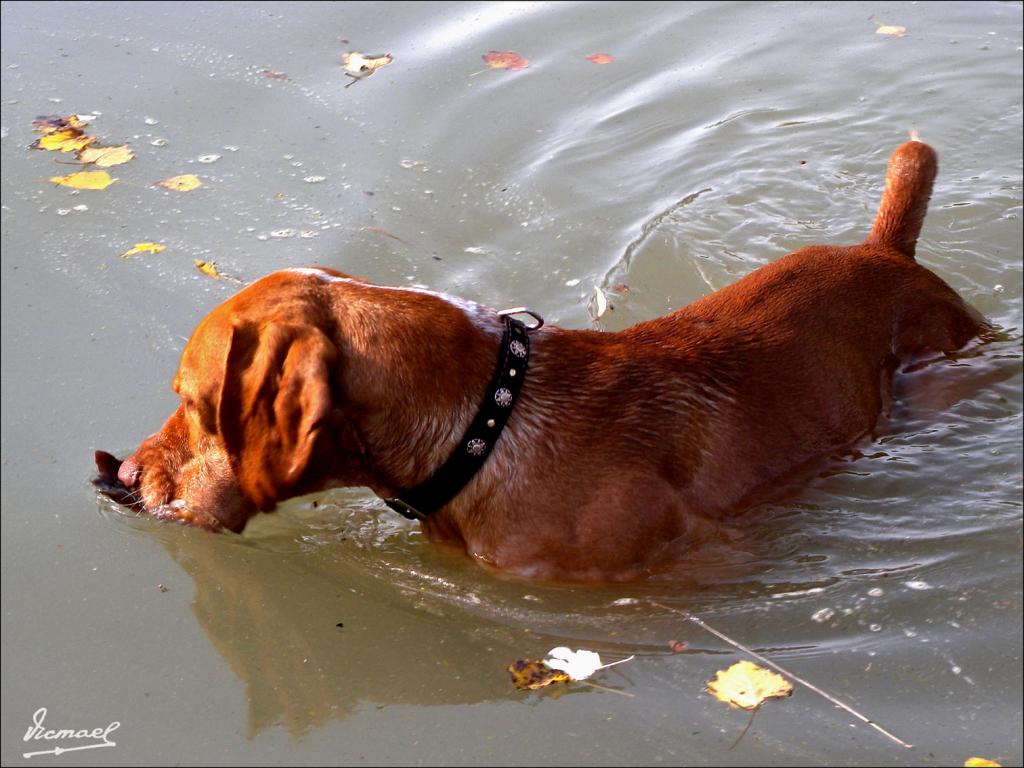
[156,174,203,192]
[78,145,134,167]
[31,115,98,152]
[194,259,220,279]
[964,759,1002,767]
[34,128,97,153]
[876,24,907,37]
[120,242,166,258]
[507,659,570,690]
[706,660,794,710]
[49,171,115,190]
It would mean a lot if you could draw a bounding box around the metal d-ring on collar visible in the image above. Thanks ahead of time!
[384,308,543,521]
[497,307,544,330]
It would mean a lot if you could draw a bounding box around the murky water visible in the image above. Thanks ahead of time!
[2,2,1021,765]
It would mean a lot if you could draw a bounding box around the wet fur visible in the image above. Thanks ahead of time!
[95,141,985,581]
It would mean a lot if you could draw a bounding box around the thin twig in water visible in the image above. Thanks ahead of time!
[649,602,913,750]
[730,703,761,750]
[363,226,410,245]
[600,655,635,670]
[578,679,635,698]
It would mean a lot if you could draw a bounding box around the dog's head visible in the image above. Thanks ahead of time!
[94,270,360,531]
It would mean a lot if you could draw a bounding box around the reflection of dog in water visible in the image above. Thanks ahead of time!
[95,140,985,581]
[157,530,509,737]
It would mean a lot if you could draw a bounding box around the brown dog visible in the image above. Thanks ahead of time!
[95,141,984,580]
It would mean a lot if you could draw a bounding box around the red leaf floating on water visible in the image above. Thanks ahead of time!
[587,53,615,64]
[483,51,529,70]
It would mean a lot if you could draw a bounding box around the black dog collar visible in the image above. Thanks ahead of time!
[385,309,543,521]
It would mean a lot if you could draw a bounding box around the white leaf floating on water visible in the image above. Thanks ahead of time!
[904,580,932,590]
[544,646,635,681]
[591,286,608,319]
[342,52,394,83]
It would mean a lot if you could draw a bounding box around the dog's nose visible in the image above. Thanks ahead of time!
[94,450,123,484]
[93,451,144,509]
[118,456,142,489]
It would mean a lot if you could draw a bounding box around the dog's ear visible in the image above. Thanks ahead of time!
[218,322,337,510]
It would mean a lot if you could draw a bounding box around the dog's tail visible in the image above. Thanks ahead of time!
[864,138,937,260]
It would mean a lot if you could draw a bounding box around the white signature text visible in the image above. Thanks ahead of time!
[22,708,119,759]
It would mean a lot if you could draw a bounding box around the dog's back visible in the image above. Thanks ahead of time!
[624,141,985,514]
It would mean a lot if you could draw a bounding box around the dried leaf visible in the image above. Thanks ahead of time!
[120,242,165,258]
[194,259,220,279]
[156,174,203,192]
[342,51,393,80]
[964,760,1002,768]
[262,69,289,80]
[507,659,570,690]
[586,53,615,64]
[876,24,907,37]
[33,129,96,153]
[49,171,115,190]
[78,145,134,167]
[32,114,88,134]
[482,51,529,70]
[706,660,794,711]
